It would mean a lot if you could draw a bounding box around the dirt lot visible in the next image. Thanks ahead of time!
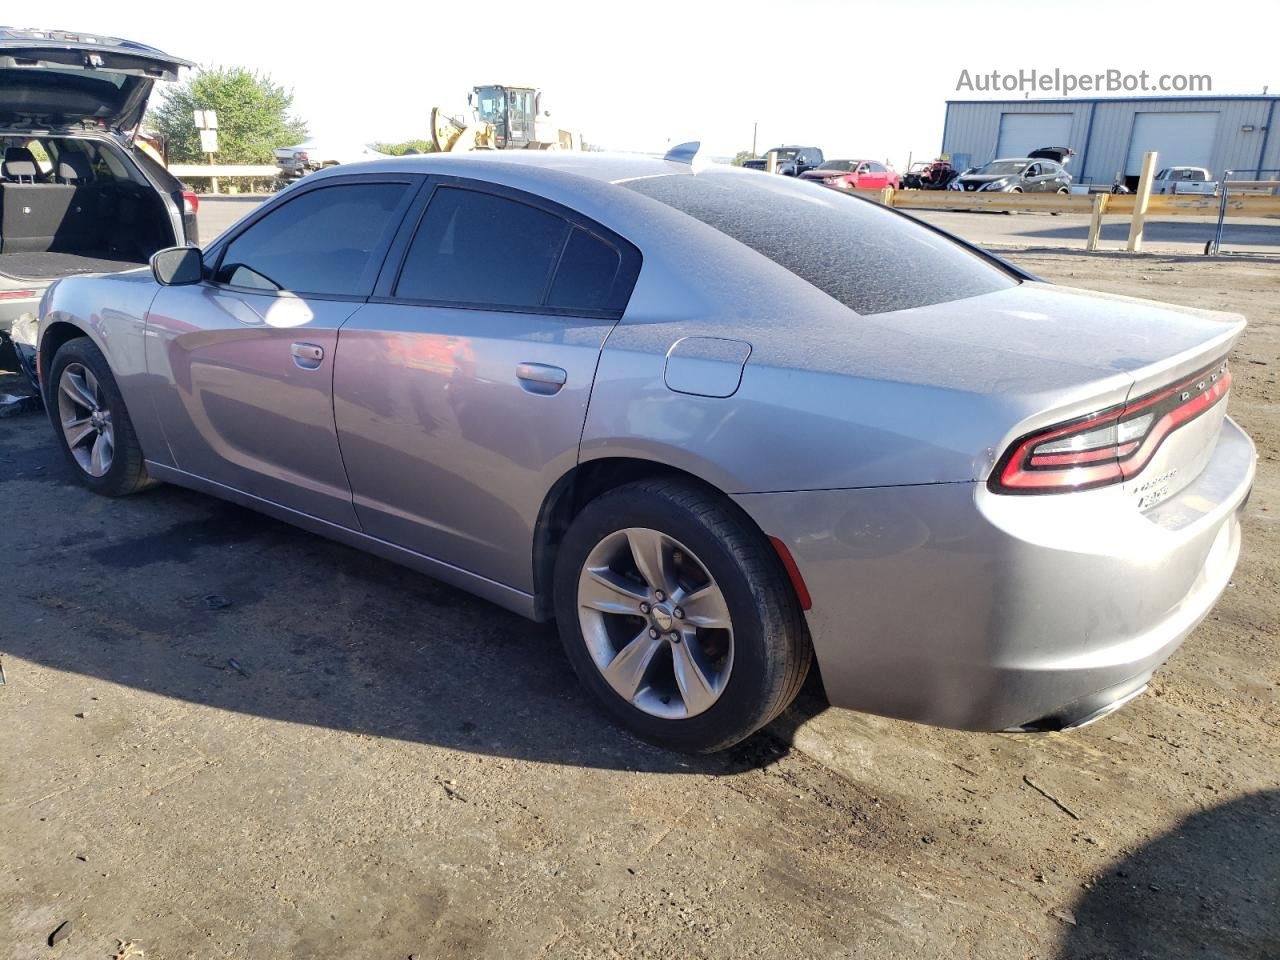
[1,250,1277,960]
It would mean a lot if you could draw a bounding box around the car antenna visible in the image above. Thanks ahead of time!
[664,141,710,172]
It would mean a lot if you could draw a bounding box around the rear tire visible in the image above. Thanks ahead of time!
[553,478,812,753]
[47,337,156,497]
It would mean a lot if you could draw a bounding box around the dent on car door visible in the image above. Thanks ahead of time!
[332,181,640,592]
[144,177,419,526]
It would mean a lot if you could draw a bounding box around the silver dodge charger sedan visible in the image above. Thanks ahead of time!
[33,146,1254,752]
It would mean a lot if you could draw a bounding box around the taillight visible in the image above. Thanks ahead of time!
[991,358,1231,494]
[182,191,199,216]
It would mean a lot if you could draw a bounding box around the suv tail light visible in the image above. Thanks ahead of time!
[182,190,199,216]
[991,359,1231,494]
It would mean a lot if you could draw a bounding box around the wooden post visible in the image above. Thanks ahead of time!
[766,151,777,174]
[208,152,219,195]
[880,186,893,206]
[1087,192,1109,251]
[1126,151,1158,252]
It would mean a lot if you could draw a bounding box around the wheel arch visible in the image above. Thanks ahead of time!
[39,320,94,395]
[531,455,790,621]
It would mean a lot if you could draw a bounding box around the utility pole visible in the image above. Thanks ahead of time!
[752,122,757,158]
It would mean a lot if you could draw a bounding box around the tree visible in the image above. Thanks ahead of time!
[372,139,436,156]
[732,150,759,166]
[147,66,308,164]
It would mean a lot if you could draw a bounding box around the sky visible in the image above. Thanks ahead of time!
[26,0,1280,166]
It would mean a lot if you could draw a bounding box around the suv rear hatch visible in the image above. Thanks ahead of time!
[0,27,191,135]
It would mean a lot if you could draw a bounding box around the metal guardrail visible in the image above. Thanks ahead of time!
[846,182,1280,252]
[168,164,279,178]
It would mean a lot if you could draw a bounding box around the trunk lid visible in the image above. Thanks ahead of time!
[0,27,191,134]
[861,281,1243,500]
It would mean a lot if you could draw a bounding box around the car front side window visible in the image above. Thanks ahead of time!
[214,181,412,297]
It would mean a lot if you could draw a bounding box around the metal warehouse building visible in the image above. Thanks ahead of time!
[941,96,1279,187]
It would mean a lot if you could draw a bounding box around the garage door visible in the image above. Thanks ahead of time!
[1125,112,1218,175]
[995,114,1073,160]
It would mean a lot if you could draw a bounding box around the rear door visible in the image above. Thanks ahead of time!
[332,179,641,592]
[145,175,420,527]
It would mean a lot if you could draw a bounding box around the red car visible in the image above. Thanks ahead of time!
[799,159,900,190]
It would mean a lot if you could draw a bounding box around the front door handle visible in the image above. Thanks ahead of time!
[291,342,324,370]
[516,362,567,395]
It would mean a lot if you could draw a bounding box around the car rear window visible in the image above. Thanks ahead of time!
[622,172,1015,315]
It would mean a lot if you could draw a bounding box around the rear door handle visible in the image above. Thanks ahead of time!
[291,342,324,370]
[516,362,567,395]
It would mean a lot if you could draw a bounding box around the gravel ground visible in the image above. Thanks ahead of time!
[1,250,1277,960]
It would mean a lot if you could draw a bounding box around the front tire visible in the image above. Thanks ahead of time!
[553,478,811,753]
[47,337,155,497]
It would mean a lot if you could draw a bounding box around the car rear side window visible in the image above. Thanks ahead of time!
[394,186,635,316]
[622,171,1015,315]
[215,181,411,296]
[396,187,567,307]
[547,229,622,311]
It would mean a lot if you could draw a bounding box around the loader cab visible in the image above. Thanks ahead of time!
[472,84,538,149]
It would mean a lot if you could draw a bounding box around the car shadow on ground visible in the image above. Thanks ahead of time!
[1058,789,1280,960]
[0,402,826,776]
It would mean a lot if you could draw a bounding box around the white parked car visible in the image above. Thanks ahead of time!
[1152,167,1217,196]
[274,141,389,180]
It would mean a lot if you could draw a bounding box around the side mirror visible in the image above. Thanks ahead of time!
[151,246,203,286]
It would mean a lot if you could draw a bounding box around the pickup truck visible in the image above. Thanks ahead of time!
[742,145,824,177]
[1152,167,1217,195]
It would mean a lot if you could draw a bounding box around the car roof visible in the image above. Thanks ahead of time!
[319,150,721,187]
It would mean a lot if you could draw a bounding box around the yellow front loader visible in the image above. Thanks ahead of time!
[430,84,579,153]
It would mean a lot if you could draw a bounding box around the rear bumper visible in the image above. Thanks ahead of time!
[735,416,1255,731]
[0,294,42,336]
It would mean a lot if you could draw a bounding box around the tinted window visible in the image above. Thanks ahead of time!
[216,182,409,295]
[396,187,568,307]
[623,171,1016,315]
[547,229,621,311]
[868,162,886,173]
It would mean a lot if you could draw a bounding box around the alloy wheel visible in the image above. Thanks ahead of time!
[577,527,734,720]
[57,362,114,478]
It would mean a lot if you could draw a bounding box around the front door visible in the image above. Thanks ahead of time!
[333,180,640,591]
[146,176,419,527]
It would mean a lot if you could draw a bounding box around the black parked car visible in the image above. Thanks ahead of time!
[742,145,825,176]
